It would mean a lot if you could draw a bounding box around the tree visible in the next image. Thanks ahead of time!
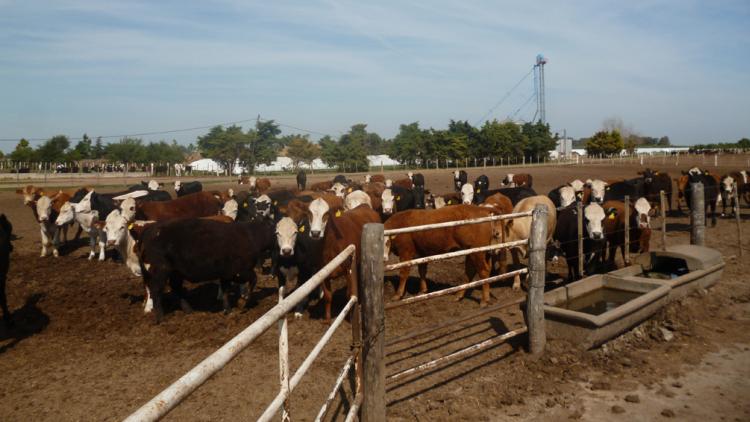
[427,129,468,162]
[738,138,750,149]
[105,138,147,163]
[92,136,106,159]
[318,125,370,171]
[10,138,35,162]
[586,130,623,156]
[448,120,480,159]
[624,138,637,155]
[67,134,93,161]
[36,135,70,162]
[389,122,428,165]
[144,140,185,164]
[658,136,671,146]
[197,125,246,174]
[286,135,320,169]
[242,120,281,174]
[521,121,557,159]
[478,120,526,159]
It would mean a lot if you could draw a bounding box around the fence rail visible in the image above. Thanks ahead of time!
[124,244,356,422]
[383,210,533,236]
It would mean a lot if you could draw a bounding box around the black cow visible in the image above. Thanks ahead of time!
[69,188,121,220]
[474,175,490,195]
[603,178,646,203]
[174,180,202,197]
[333,174,348,184]
[453,170,468,192]
[683,170,719,227]
[553,204,608,281]
[412,173,425,188]
[296,170,307,190]
[0,214,13,328]
[136,218,275,323]
[639,169,673,214]
[473,186,536,205]
[382,185,416,216]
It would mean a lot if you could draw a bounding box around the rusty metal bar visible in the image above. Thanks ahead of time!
[259,296,358,422]
[124,244,356,422]
[314,355,354,422]
[383,210,533,236]
[385,239,528,271]
[386,327,528,382]
[385,297,526,347]
[385,268,528,310]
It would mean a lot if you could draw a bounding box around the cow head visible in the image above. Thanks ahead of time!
[275,217,298,257]
[147,180,160,190]
[688,167,702,177]
[330,182,346,198]
[453,170,459,179]
[721,175,735,194]
[255,194,272,218]
[174,180,182,193]
[461,183,474,205]
[433,196,446,209]
[119,197,137,222]
[407,172,413,181]
[569,179,584,194]
[36,196,53,223]
[385,179,393,188]
[16,185,41,205]
[248,176,257,189]
[55,202,75,226]
[559,186,576,208]
[381,189,396,215]
[583,203,606,240]
[307,198,330,239]
[587,179,607,203]
[640,168,658,184]
[474,175,489,193]
[503,173,515,187]
[73,190,95,213]
[364,174,372,183]
[634,197,652,229]
[222,199,238,220]
[103,209,128,248]
[345,190,371,211]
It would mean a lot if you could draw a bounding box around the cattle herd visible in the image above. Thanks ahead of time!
[1,165,747,327]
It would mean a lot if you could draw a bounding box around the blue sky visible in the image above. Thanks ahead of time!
[1,0,748,152]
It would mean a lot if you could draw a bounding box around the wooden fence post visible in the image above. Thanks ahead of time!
[358,223,386,422]
[660,190,668,251]
[734,182,743,257]
[624,196,630,266]
[527,204,548,355]
[690,182,705,246]
[577,201,584,276]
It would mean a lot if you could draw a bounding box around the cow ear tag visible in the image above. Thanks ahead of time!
[243,202,248,208]
[447,200,452,204]
[396,196,400,200]
[299,225,305,233]
[273,201,278,205]
[476,189,481,193]
[608,214,616,220]
[347,187,352,193]
[335,210,342,217]
[128,223,134,230]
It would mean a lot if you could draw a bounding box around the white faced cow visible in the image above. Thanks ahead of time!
[586,179,607,204]
[35,196,59,257]
[307,198,331,239]
[583,203,606,240]
[330,182,347,198]
[559,186,576,208]
[56,202,105,261]
[344,190,372,211]
[221,199,238,220]
[634,197,652,229]
[385,179,393,188]
[461,183,474,205]
[381,189,396,215]
[275,217,298,257]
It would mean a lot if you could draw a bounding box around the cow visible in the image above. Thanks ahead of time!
[384,205,502,306]
[719,172,746,217]
[412,173,425,188]
[553,203,608,281]
[585,179,608,204]
[344,190,372,210]
[35,195,62,257]
[137,218,275,323]
[601,199,652,268]
[0,214,13,328]
[602,178,646,203]
[638,169,673,215]
[330,182,347,198]
[320,205,381,320]
[381,186,416,216]
[100,210,150,278]
[254,178,272,193]
[393,178,413,189]
[501,196,557,289]
[453,170,468,192]
[307,198,334,239]
[333,174,348,184]
[681,168,719,226]
[296,170,307,190]
[174,180,202,197]
[132,191,223,221]
[480,193,514,214]
[502,173,533,188]
[365,174,386,184]
[548,186,577,209]
[474,175,490,194]
[310,180,334,192]
[463,183,536,206]
[221,199,239,220]
[55,202,105,261]
[238,175,255,186]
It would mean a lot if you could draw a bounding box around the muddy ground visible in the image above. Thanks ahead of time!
[0,154,748,421]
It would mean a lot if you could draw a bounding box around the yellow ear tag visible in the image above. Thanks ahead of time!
[335,210,342,217]
[476,189,481,193]
[273,201,278,205]
[40,191,44,195]
[299,225,305,233]
[347,187,352,193]
[447,200,452,204]
[608,214,616,220]
[243,203,248,208]
[128,223,134,230]
[396,196,400,200]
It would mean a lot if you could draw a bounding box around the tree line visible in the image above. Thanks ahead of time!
[2,118,558,174]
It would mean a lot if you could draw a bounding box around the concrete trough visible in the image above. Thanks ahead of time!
[610,244,725,301]
[544,275,670,349]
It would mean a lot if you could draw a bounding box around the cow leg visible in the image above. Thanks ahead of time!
[511,249,522,290]
[709,200,717,227]
[51,226,60,257]
[97,230,106,261]
[0,275,12,328]
[220,279,232,314]
[74,224,83,241]
[322,279,333,321]
[169,276,193,314]
[417,263,429,294]
[475,254,492,306]
[87,230,96,260]
[143,284,153,314]
[392,267,411,301]
[146,273,167,324]
[39,225,48,257]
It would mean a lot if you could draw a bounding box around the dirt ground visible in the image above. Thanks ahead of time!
[0,154,748,421]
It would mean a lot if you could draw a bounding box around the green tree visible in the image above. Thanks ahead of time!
[92,136,106,159]
[521,121,557,159]
[447,120,480,159]
[10,138,35,162]
[286,135,320,169]
[737,138,750,149]
[586,130,623,156]
[242,120,281,174]
[197,125,246,174]
[67,134,93,161]
[105,138,147,163]
[658,136,671,146]
[478,120,527,159]
[427,129,468,161]
[36,135,70,162]
[318,125,370,171]
[389,122,428,166]
[144,140,185,163]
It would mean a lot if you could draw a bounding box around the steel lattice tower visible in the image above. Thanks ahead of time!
[534,54,547,124]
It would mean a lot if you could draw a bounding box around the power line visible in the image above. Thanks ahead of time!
[0,116,331,143]
[474,66,534,127]
[507,91,538,122]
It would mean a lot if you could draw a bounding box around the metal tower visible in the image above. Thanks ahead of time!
[533,54,547,124]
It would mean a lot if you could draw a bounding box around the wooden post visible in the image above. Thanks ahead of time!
[527,204,548,355]
[624,196,630,265]
[734,182,743,257]
[358,223,385,422]
[577,201,584,276]
[278,287,291,422]
[660,190,668,251]
[690,182,705,246]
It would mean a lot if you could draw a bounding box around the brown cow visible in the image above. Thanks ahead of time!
[255,178,271,193]
[310,180,334,192]
[135,191,223,221]
[321,204,381,320]
[602,199,652,267]
[502,173,533,188]
[384,205,502,306]
[370,174,386,184]
[393,178,413,189]
[480,192,513,214]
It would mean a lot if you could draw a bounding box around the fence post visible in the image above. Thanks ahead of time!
[734,182,743,257]
[690,183,705,246]
[624,196,630,266]
[577,201,584,277]
[358,223,385,422]
[660,190,668,251]
[278,287,291,422]
[527,204,548,355]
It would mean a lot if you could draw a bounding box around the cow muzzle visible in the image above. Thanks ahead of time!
[591,232,604,240]
[281,247,293,257]
[310,230,322,239]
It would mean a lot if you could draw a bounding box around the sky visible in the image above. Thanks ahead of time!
[0,0,748,152]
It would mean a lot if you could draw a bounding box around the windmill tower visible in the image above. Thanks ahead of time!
[533,54,547,124]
